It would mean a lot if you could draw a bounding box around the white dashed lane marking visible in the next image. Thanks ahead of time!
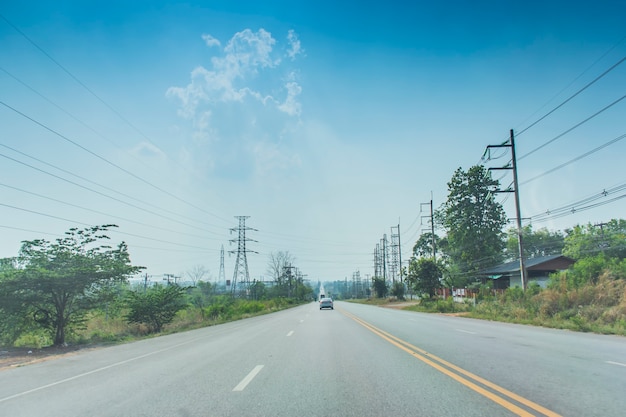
[233,365,264,392]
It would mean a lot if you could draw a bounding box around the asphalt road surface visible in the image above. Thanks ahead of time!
[1,301,625,416]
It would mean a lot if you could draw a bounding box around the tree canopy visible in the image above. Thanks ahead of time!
[407,258,444,299]
[0,225,143,346]
[505,225,564,260]
[412,232,446,260]
[125,284,188,333]
[563,219,626,261]
[437,165,508,283]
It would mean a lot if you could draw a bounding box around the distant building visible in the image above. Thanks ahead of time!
[479,255,575,289]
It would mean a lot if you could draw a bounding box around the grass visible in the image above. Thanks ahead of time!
[2,297,309,350]
[350,274,626,336]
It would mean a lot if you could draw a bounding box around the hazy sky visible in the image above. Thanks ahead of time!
[1,1,625,285]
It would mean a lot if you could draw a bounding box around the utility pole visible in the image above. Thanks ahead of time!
[219,245,226,287]
[143,273,150,291]
[229,216,257,297]
[420,196,437,260]
[485,129,527,290]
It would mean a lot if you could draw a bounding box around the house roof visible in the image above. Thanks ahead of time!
[480,255,575,275]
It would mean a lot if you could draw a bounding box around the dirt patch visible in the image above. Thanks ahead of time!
[0,345,94,370]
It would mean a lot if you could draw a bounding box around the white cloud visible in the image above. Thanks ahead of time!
[130,141,166,160]
[278,79,302,116]
[201,33,221,48]
[166,28,305,179]
[286,30,303,60]
[222,28,279,71]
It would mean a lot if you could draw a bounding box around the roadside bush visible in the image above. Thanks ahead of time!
[125,285,188,333]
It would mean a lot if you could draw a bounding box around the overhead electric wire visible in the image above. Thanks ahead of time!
[0,182,225,242]
[0,13,235,225]
[0,100,234,226]
[0,142,227,232]
[0,65,167,177]
[517,55,626,136]
[520,132,626,186]
[0,13,169,168]
[519,93,626,161]
[529,182,626,222]
[0,151,229,238]
[0,202,216,251]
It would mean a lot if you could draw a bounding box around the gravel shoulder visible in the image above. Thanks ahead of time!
[0,345,97,370]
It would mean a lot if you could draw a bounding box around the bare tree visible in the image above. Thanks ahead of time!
[186,264,210,286]
[267,251,295,285]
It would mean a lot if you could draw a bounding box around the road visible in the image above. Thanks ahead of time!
[1,301,625,416]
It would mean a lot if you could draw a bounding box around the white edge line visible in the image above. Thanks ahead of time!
[455,329,477,334]
[606,361,626,367]
[0,337,202,404]
[287,331,294,337]
[233,365,264,392]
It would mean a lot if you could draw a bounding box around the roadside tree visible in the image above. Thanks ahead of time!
[437,166,508,285]
[563,219,626,261]
[407,258,444,299]
[125,284,188,333]
[505,225,564,260]
[0,225,142,346]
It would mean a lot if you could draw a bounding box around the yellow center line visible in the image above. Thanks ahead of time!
[342,309,562,417]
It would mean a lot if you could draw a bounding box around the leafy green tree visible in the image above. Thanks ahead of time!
[563,219,626,260]
[505,225,565,260]
[413,232,444,258]
[0,225,142,346]
[407,258,444,298]
[249,280,267,300]
[437,166,508,283]
[0,258,34,345]
[372,277,388,298]
[125,284,188,333]
[390,281,405,300]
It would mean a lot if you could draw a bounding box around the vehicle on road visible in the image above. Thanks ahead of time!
[319,297,334,310]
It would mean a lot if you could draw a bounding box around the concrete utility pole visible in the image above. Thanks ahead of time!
[485,130,528,290]
[219,245,226,287]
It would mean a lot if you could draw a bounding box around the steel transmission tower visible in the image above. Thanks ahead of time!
[390,226,401,284]
[229,216,257,296]
[219,245,226,287]
[373,243,381,279]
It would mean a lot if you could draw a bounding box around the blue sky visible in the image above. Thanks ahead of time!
[1,1,625,285]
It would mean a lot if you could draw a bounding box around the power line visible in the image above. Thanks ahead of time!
[0,13,165,159]
[0,100,230,224]
[529,182,626,223]
[0,151,228,237]
[0,202,216,251]
[517,55,626,136]
[520,132,626,186]
[0,142,227,232]
[519,93,626,161]
[0,182,223,241]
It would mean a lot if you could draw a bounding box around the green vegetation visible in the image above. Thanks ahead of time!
[437,165,509,287]
[0,228,313,349]
[407,258,444,299]
[125,284,188,333]
[0,225,142,346]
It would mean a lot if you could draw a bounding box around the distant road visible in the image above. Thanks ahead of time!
[1,301,625,416]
